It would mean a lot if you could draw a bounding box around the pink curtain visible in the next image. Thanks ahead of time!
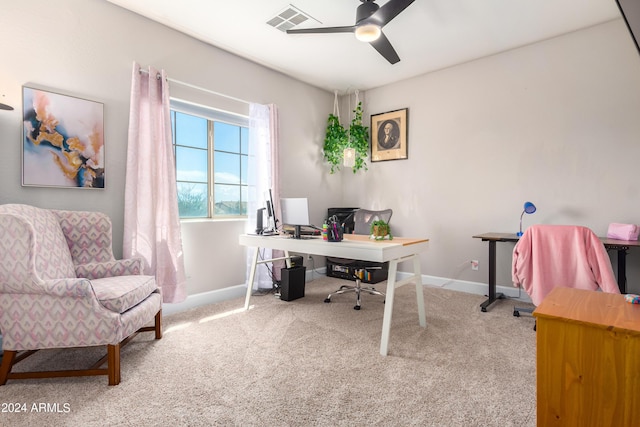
[269,106,284,282]
[124,62,187,303]
[246,103,281,289]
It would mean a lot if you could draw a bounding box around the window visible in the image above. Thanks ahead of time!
[170,99,249,218]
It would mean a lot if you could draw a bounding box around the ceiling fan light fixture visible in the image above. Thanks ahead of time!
[355,24,381,42]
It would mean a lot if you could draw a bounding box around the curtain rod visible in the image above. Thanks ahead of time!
[139,68,251,106]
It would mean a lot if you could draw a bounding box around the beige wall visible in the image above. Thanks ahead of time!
[0,0,339,297]
[1,1,639,301]
[348,20,640,292]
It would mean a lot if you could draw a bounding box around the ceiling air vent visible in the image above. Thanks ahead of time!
[267,5,319,33]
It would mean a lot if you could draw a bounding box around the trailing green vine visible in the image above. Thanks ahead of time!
[322,101,369,174]
[347,102,369,174]
[323,113,348,174]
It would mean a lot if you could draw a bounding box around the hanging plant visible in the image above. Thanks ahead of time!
[346,101,369,174]
[323,90,369,174]
[323,113,347,174]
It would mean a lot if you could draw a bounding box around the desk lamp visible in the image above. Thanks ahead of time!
[517,201,536,237]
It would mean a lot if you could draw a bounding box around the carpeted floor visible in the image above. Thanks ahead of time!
[1,277,537,426]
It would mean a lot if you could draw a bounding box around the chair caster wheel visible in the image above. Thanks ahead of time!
[513,311,520,317]
[354,305,361,310]
[324,298,331,303]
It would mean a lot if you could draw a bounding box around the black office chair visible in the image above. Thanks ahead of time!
[324,209,392,310]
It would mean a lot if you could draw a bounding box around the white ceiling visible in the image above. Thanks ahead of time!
[105,0,623,92]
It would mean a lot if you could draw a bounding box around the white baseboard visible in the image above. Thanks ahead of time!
[163,268,324,316]
[163,269,532,316]
[398,271,532,303]
[162,284,246,316]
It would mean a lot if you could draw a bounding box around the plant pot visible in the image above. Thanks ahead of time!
[372,225,389,238]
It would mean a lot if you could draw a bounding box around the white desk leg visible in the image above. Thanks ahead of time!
[380,259,399,356]
[414,255,426,327]
[244,247,260,310]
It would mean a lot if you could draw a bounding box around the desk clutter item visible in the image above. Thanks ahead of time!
[327,207,358,234]
[323,215,343,242]
[625,294,640,304]
[607,223,639,241]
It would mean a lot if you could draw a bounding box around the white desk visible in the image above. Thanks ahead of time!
[239,233,429,356]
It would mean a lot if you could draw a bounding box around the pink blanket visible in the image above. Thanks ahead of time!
[512,224,620,306]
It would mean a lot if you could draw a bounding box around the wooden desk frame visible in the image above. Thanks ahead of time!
[239,234,429,356]
[473,232,639,312]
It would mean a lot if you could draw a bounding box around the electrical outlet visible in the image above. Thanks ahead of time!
[471,260,479,271]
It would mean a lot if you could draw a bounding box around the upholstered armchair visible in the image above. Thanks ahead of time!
[0,204,162,386]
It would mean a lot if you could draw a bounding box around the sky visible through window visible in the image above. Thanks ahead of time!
[172,110,248,217]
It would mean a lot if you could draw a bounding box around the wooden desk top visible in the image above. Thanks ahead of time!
[239,233,429,263]
[534,287,640,334]
[473,232,639,248]
[343,234,429,246]
[472,232,519,242]
[600,237,640,248]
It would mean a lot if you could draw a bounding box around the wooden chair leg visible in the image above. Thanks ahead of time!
[0,351,16,386]
[107,344,120,386]
[1,311,159,386]
[155,310,162,340]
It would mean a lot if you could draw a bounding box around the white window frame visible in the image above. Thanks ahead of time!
[170,98,249,219]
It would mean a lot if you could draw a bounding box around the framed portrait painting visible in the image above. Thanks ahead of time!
[370,108,408,162]
[22,86,105,189]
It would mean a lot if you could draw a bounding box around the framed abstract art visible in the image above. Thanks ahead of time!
[22,86,105,188]
[370,108,408,162]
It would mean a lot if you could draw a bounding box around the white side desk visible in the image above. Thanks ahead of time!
[238,233,429,356]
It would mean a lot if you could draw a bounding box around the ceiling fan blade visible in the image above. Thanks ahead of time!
[369,31,400,64]
[287,26,355,35]
[366,0,415,27]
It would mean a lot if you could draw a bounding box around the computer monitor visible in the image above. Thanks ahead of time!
[280,197,310,239]
[262,189,277,234]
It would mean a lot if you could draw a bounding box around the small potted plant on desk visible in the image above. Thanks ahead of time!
[370,220,393,240]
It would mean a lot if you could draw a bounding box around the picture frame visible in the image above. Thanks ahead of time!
[370,108,408,162]
[22,86,105,189]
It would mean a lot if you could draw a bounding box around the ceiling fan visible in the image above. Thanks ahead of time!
[286,0,415,64]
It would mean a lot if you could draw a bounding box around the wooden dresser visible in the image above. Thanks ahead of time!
[533,287,640,426]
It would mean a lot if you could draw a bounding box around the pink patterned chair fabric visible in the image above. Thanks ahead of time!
[0,204,162,385]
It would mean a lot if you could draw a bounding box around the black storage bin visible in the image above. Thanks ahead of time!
[280,266,306,301]
[326,258,389,284]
